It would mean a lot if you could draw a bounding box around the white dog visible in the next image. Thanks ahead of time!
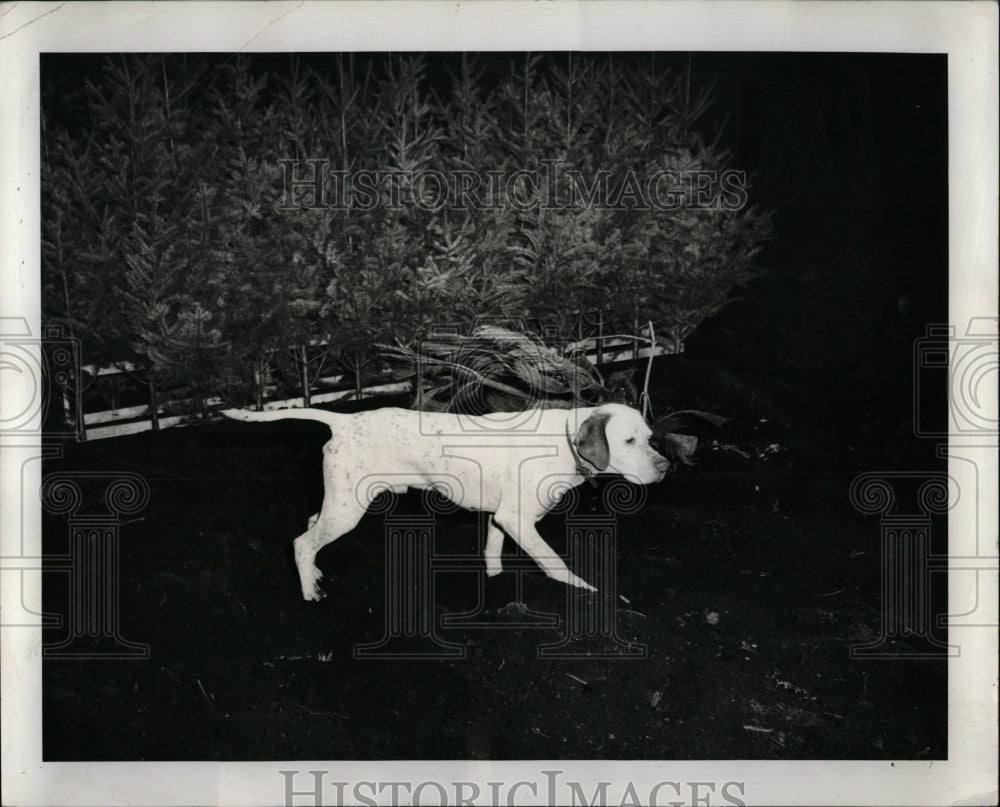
[223,403,668,600]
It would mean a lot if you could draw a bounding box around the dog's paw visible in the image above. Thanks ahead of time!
[550,568,597,592]
[485,561,503,577]
[302,586,327,602]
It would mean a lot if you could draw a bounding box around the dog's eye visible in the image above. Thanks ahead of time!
[626,437,636,444]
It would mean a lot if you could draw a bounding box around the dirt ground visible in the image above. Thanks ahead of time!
[41,358,948,761]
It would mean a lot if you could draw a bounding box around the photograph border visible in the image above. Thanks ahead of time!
[2,2,997,805]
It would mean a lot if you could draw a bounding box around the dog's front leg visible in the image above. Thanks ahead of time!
[492,509,596,592]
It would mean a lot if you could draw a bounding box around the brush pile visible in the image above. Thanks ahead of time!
[380,326,730,468]
[379,326,607,414]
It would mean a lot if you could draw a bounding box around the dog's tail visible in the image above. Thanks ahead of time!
[221,407,348,432]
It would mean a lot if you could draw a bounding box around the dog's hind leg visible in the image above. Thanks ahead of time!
[293,495,367,601]
[294,443,369,601]
[293,523,329,602]
[484,518,505,577]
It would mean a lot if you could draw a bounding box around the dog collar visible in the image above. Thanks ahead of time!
[565,419,599,488]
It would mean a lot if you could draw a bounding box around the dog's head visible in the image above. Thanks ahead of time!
[574,403,669,484]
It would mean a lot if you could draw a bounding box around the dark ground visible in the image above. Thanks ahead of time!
[41,351,949,762]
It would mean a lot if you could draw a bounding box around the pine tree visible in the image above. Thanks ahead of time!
[53,55,214,428]
[42,53,774,423]
[432,54,521,329]
[41,125,107,438]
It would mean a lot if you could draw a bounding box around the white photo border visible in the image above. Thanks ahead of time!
[1,2,996,805]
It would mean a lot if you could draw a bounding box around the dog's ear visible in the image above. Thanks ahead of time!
[575,411,612,471]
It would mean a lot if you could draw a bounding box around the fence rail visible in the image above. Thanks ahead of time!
[54,332,675,441]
